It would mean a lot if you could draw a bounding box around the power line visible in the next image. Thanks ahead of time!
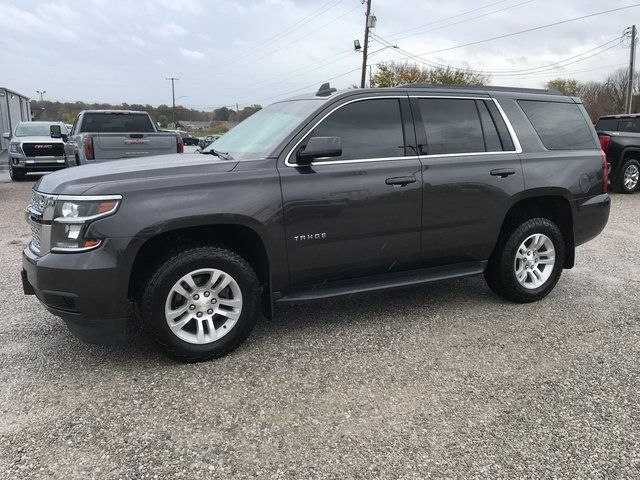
[388,0,537,42]
[414,4,640,57]
[383,0,512,39]
[373,33,623,76]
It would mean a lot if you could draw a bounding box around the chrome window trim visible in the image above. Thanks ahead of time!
[284,95,522,167]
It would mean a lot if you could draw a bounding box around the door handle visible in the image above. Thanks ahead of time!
[385,176,416,186]
[490,168,516,178]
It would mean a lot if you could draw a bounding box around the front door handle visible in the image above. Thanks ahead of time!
[490,168,516,178]
[385,176,416,186]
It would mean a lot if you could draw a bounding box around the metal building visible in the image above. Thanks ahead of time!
[0,88,32,150]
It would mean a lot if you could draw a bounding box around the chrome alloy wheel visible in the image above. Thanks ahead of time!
[624,164,639,191]
[514,234,556,290]
[164,268,243,344]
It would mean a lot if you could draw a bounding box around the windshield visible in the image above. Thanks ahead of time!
[14,123,67,137]
[201,99,323,160]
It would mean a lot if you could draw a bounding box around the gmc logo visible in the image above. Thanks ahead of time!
[34,144,53,149]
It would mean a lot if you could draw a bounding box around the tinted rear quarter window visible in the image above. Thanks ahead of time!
[519,100,596,150]
[595,118,617,131]
[80,113,155,133]
[617,119,640,132]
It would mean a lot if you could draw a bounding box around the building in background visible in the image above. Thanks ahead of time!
[0,88,32,150]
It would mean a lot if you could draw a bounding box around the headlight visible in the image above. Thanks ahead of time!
[9,142,21,154]
[51,195,121,252]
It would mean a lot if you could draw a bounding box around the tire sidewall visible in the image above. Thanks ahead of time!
[621,159,640,194]
[502,219,565,299]
[143,248,260,359]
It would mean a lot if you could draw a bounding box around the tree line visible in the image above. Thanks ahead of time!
[369,61,636,122]
[31,100,262,127]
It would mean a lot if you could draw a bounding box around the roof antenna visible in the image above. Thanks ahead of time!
[316,82,336,97]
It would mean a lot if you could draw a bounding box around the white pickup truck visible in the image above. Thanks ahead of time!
[65,110,184,165]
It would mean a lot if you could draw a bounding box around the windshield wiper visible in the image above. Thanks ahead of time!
[201,149,233,160]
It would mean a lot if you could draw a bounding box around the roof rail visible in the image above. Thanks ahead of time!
[397,83,563,95]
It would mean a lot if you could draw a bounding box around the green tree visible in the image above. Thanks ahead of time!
[239,105,262,121]
[546,78,582,96]
[370,61,490,88]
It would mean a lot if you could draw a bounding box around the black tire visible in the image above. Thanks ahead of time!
[612,158,640,194]
[484,217,565,303]
[139,246,261,362]
[8,164,26,181]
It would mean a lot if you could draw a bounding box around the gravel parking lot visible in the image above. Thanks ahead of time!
[0,171,638,479]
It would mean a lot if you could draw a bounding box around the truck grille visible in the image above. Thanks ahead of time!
[30,222,42,251]
[22,142,64,157]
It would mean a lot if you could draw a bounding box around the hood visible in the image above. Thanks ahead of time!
[35,153,239,196]
[14,136,66,143]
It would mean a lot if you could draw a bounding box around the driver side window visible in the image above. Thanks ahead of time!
[308,98,405,161]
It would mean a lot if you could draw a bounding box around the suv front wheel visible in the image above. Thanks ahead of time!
[9,163,26,181]
[485,217,565,303]
[139,246,261,362]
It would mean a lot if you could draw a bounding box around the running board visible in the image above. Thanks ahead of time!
[274,261,487,304]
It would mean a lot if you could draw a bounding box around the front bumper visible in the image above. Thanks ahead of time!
[11,154,67,170]
[21,240,131,345]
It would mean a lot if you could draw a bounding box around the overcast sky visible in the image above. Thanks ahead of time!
[0,0,636,109]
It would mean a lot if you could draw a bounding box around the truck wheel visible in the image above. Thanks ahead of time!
[485,217,565,303]
[614,159,640,193]
[139,246,261,362]
[9,164,26,181]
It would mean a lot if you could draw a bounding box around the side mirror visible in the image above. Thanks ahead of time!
[50,125,62,139]
[61,134,69,142]
[2,132,9,140]
[296,136,342,165]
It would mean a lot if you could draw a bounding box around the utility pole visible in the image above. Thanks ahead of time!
[166,77,179,127]
[360,0,372,89]
[236,102,240,119]
[36,90,46,102]
[626,25,637,114]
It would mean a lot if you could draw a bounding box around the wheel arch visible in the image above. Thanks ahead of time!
[127,221,273,317]
[498,190,575,269]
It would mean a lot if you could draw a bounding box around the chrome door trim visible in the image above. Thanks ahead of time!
[284,95,523,168]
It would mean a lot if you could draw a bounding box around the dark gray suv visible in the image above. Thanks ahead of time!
[22,84,610,361]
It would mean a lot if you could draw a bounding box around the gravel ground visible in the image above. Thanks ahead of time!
[0,173,638,479]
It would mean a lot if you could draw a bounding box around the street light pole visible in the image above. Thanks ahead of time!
[36,90,46,102]
[166,77,179,127]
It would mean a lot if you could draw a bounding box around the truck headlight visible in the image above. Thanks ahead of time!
[9,142,21,154]
[51,195,121,252]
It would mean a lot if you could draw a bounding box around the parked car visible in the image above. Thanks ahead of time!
[2,121,69,181]
[22,83,610,362]
[595,114,640,193]
[198,134,221,149]
[65,110,184,165]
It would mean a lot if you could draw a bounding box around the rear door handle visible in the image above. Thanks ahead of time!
[385,176,416,186]
[490,168,516,178]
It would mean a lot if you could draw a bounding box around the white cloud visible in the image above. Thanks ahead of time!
[158,22,187,38]
[179,48,206,60]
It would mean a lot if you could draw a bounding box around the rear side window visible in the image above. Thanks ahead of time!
[80,113,155,133]
[519,100,596,150]
[418,98,485,154]
[309,98,405,161]
[595,118,617,131]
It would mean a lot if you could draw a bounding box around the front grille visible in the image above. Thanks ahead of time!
[30,221,42,251]
[22,142,64,157]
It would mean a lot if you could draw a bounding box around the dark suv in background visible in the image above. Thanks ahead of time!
[22,84,610,362]
[596,114,640,193]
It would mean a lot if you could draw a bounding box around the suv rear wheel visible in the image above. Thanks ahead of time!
[139,246,261,362]
[614,159,640,193]
[9,163,26,181]
[485,217,565,303]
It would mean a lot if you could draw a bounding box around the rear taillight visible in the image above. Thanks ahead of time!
[177,135,184,153]
[600,149,608,193]
[598,134,611,153]
[83,136,94,160]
